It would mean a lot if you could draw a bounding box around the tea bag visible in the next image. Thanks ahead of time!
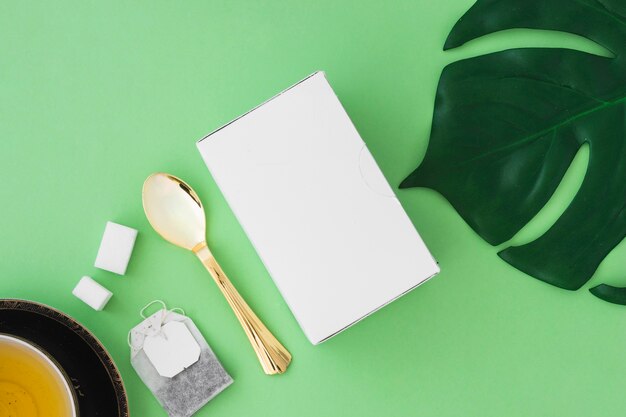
[129,301,233,417]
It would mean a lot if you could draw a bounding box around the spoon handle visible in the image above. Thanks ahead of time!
[193,243,292,375]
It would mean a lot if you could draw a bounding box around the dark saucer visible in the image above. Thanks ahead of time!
[0,299,129,416]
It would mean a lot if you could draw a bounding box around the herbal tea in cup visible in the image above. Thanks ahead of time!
[0,334,77,416]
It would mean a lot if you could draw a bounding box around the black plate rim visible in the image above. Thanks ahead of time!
[0,298,129,417]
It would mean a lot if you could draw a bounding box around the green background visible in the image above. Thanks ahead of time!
[2,1,626,416]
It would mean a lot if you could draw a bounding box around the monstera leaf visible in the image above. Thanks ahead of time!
[401,0,626,303]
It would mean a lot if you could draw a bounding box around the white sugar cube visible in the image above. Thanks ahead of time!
[94,221,138,275]
[72,276,112,311]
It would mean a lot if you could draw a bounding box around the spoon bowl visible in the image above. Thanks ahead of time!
[142,173,206,251]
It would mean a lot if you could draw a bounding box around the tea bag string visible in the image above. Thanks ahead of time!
[128,300,186,348]
[139,299,186,319]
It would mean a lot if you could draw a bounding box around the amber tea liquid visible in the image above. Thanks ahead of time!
[0,334,75,416]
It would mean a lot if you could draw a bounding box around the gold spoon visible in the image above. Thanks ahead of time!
[142,172,291,375]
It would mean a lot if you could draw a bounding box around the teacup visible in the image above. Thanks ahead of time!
[0,333,78,416]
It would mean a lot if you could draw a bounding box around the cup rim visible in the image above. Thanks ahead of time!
[0,333,79,417]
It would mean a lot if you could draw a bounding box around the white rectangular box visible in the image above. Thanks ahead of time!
[197,72,439,344]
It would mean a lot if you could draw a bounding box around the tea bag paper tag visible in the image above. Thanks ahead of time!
[143,321,201,378]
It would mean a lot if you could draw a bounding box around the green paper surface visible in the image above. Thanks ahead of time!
[1,1,626,416]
